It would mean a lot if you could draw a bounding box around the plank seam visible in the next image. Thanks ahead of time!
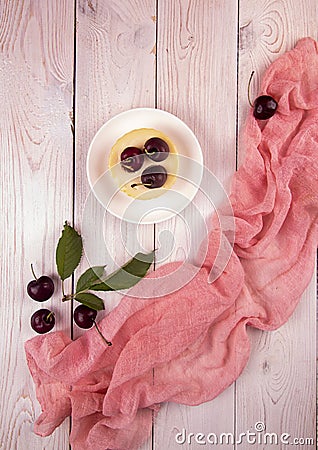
[234,0,240,449]
[71,0,77,344]
[155,0,158,111]
[152,3,159,450]
[69,0,78,448]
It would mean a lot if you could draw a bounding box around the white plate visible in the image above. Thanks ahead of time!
[86,108,203,224]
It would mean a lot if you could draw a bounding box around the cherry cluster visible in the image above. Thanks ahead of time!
[121,137,169,189]
[28,265,102,335]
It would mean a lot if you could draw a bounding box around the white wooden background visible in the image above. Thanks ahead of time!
[0,1,316,449]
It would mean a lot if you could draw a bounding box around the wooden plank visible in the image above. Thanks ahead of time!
[154,1,238,448]
[74,0,157,316]
[0,1,74,449]
[235,280,316,448]
[74,1,156,449]
[236,1,317,448]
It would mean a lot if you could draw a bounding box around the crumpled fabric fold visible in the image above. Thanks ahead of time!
[25,37,318,450]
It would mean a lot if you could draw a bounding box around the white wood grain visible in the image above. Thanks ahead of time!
[0,1,74,449]
[235,279,316,449]
[74,1,156,448]
[236,1,317,448]
[154,1,238,448]
[1,1,317,449]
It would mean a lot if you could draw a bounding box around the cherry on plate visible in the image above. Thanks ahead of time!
[131,165,168,189]
[144,137,169,162]
[120,147,144,172]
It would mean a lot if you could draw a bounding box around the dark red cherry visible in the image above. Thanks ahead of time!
[27,264,54,301]
[141,165,167,188]
[248,71,278,120]
[253,95,278,120]
[131,165,167,189]
[73,304,97,329]
[73,304,112,346]
[31,309,55,334]
[120,147,144,172]
[144,137,169,162]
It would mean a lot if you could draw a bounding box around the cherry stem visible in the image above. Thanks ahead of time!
[247,70,255,107]
[121,161,135,171]
[144,148,155,155]
[62,280,66,297]
[131,182,152,188]
[62,289,92,302]
[45,311,55,323]
[93,320,112,347]
[30,263,38,281]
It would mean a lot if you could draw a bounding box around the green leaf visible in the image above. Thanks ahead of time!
[91,251,154,292]
[56,222,83,281]
[75,292,105,311]
[76,266,106,293]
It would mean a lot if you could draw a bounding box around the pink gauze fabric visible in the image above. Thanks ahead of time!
[25,37,318,450]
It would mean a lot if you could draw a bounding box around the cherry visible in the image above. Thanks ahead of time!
[73,304,112,346]
[27,264,54,301]
[144,137,169,161]
[120,147,144,172]
[31,309,55,334]
[253,95,278,120]
[74,304,97,328]
[248,71,278,120]
[131,165,167,189]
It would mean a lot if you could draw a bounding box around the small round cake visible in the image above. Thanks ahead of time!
[108,128,178,200]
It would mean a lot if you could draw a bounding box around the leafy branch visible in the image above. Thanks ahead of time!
[56,222,154,310]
